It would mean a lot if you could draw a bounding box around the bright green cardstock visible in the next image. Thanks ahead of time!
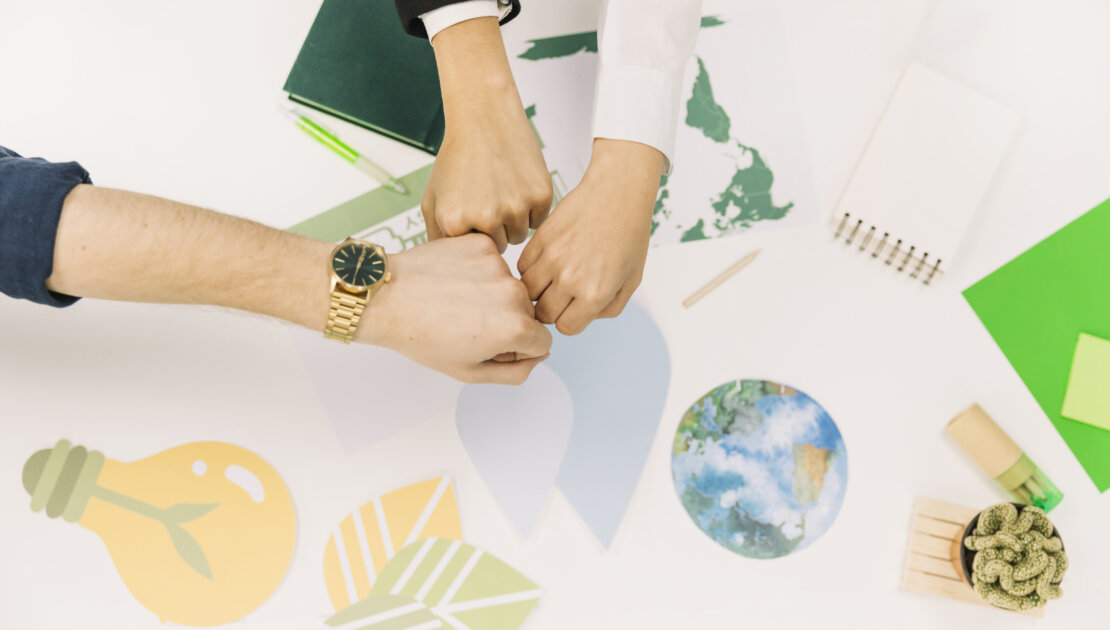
[1061,333,1110,431]
[964,198,1110,492]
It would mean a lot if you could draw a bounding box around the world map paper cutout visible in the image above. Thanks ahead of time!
[325,538,542,630]
[510,10,816,246]
[456,365,574,538]
[324,477,461,611]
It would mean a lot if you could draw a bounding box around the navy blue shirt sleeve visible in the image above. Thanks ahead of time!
[0,146,91,307]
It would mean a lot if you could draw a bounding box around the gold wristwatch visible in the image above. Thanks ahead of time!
[324,238,391,344]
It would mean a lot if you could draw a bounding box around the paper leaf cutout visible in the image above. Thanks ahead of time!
[166,524,213,580]
[363,538,540,630]
[325,593,442,630]
[547,301,671,547]
[291,327,461,453]
[456,365,574,538]
[324,477,461,611]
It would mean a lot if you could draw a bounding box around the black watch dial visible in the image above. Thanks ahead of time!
[332,243,385,289]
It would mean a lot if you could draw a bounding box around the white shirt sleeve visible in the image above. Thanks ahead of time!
[591,0,703,174]
[420,0,512,43]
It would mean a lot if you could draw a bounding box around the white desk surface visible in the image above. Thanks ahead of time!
[2,1,1108,628]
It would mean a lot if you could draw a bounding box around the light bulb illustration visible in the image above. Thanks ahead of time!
[22,439,297,627]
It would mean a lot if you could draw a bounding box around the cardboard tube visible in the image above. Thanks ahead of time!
[946,404,1023,478]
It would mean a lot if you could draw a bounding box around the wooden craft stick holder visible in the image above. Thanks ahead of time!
[901,497,1044,618]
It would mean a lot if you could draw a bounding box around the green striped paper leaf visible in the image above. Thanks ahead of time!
[324,538,541,630]
[325,594,441,630]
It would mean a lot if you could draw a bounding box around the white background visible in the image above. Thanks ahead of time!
[2,0,1109,628]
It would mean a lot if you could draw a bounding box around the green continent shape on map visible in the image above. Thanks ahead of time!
[652,174,670,235]
[720,399,763,437]
[518,32,598,61]
[724,507,805,559]
[686,57,730,142]
[517,17,725,61]
[715,380,766,436]
[680,219,707,242]
[680,485,716,519]
[665,56,795,242]
[739,379,794,404]
[705,142,794,234]
[515,21,793,243]
[676,380,797,449]
[792,443,835,505]
[717,380,799,436]
[674,404,723,455]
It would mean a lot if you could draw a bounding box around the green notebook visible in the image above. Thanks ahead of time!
[964,198,1110,492]
[284,0,445,154]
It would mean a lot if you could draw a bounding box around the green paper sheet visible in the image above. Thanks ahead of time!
[1061,333,1110,431]
[964,197,1110,492]
[287,164,432,244]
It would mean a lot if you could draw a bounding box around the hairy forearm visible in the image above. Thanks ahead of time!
[46,184,333,331]
[40,185,553,384]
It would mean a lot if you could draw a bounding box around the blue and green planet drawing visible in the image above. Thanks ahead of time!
[671,380,848,559]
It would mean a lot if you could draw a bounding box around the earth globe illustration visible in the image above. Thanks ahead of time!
[671,379,848,559]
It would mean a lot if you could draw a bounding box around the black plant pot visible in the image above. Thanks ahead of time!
[958,502,1064,588]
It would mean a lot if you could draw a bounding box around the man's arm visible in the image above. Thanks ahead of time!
[47,185,331,325]
[0,146,90,307]
[40,184,551,384]
[519,0,703,335]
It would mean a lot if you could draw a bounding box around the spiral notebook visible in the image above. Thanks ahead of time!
[830,64,1019,285]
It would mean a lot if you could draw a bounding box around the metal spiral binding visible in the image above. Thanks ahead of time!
[897,246,915,272]
[886,239,902,266]
[833,212,942,285]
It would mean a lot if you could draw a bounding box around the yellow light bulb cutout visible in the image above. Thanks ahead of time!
[22,439,297,627]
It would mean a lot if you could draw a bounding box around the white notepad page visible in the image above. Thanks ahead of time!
[831,63,1019,283]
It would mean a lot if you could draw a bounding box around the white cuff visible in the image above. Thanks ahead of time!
[591,62,682,175]
[421,0,505,43]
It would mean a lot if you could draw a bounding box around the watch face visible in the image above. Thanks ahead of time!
[332,242,386,289]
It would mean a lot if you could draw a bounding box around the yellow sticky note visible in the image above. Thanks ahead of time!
[1061,333,1110,431]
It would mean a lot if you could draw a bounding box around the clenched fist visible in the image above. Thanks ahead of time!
[361,234,552,384]
[422,16,552,252]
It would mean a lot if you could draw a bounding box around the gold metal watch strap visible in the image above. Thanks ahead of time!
[324,288,369,344]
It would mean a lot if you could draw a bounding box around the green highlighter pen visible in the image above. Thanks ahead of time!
[946,404,1064,512]
[282,107,407,194]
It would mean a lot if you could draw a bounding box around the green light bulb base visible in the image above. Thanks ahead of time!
[22,439,220,580]
[22,439,105,522]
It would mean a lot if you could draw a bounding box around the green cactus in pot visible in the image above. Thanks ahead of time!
[963,503,1067,611]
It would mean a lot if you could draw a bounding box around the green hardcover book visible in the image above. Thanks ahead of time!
[284,0,444,154]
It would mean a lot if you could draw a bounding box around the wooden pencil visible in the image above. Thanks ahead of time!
[683,248,761,308]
